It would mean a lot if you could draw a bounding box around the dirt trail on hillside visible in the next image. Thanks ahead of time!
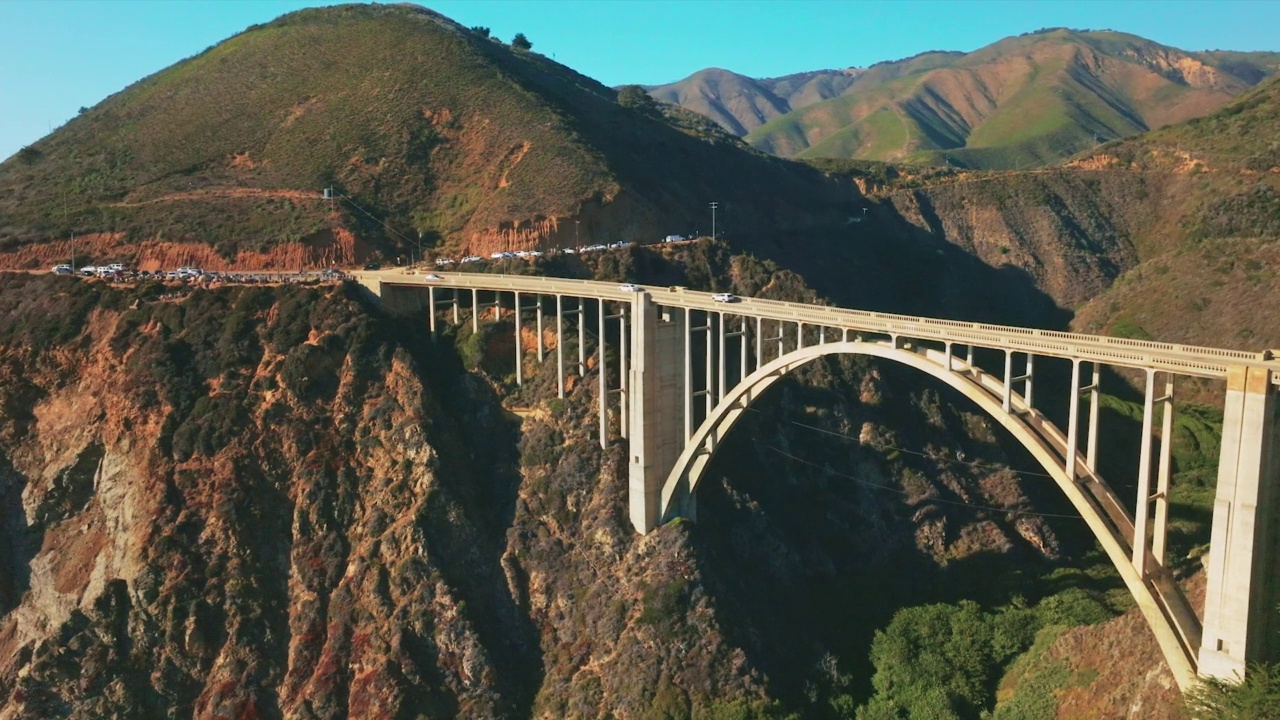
[108,188,323,207]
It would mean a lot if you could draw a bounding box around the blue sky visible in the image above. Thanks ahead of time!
[3,0,1279,161]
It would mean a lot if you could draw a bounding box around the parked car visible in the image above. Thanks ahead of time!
[711,293,739,303]
[424,273,444,281]
[52,264,73,275]
[362,261,381,270]
[618,283,642,292]
[80,266,98,276]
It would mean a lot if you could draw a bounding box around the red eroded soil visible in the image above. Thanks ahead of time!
[0,229,369,271]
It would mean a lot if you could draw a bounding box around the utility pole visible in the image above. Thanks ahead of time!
[575,220,580,250]
[63,190,75,271]
[709,201,718,240]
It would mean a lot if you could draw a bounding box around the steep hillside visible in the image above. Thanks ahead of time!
[646,53,960,138]
[743,29,1279,169]
[0,240,1197,717]
[0,4,855,270]
[646,68,795,137]
[865,74,1280,352]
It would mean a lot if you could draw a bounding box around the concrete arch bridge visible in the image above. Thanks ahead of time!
[356,270,1280,690]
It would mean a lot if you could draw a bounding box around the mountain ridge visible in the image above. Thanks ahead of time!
[651,29,1280,170]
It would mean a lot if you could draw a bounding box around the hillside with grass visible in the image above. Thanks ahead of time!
[0,4,855,270]
[741,29,1280,169]
[646,54,959,138]
[859,72,1280,358]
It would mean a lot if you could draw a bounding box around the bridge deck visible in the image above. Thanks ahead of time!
[357,270,1280,382]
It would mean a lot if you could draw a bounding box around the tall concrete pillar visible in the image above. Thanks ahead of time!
[628,293,687,534]
[1200,366,1280,681]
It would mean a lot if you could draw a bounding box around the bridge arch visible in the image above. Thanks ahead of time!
[657,339,1199,688]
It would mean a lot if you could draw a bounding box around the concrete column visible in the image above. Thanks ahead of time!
[704,318,713,419]
[944,342,952,372]
[452,290,459,325]
[776,320,784,360]
[1087,363,1101,469]
[966,344,974,368]
[628,295,688,533]
[1002,350,1013,413]
[1133,368,1157,570]
[620,305,629,439]
[797,322,804,351]
[718,312,726,403]
[514,293,523,386]
[1154,375,1175,565]
[755,316,763,369]
[1025,354,1035,409]
[820,326,826,344]
[1066,359,1081,481]
[472,289,479,333]
[428,286,436,335]
[599,298,607,449]
[536,295,544,362]
[684,308,693,441]
[1200,366,1280,681]
[577,299,585,374]
[739,316,747,384]
[556,294,565,399]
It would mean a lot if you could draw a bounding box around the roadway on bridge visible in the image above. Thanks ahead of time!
[356,269,1280,383]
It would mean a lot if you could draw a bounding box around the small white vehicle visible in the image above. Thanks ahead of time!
[490,251,506,259]
[424,274,444,281]
[460,255,481,264]
[711,293,739,303]
[176,266,202,278]
[106,263,125,272]
[434,258,455,266]
[52,264,73,275]
[527,250,543,257]
[618,283,642,292]
[80,266,98,276]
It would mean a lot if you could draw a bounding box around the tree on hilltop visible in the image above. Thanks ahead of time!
[511,33,532,50]
[617,85,657,112]
[471,26,490,38]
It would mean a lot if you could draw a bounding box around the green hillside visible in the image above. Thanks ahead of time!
[0,4,853,266]
[743,29,1280,170]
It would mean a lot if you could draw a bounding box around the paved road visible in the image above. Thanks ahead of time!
[356,269,1280,382]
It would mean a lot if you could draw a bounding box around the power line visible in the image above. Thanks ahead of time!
[325,187,416,246]
[763,444,1084,521]
[741,405,1058,480]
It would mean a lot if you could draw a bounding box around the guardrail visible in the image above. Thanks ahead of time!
[362,270,1280,382]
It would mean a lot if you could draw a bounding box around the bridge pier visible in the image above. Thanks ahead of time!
[628,295,687,533]
[1200,366,1280,681]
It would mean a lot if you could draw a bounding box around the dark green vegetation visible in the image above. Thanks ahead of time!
[1187,664,1280,720]
[722,29,1279,169]
[0,4,854,264]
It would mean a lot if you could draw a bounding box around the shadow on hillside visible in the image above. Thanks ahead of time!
[0,452,34,616]
[684,350,1134,713]
[389,307,545,717]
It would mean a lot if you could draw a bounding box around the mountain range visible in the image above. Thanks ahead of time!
[3,3,1280,717]
[648,29,1280,169]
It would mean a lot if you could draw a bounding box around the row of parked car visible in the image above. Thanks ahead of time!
[51,264,348,284]
[434,241,635,267]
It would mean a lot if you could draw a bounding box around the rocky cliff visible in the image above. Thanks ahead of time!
[0,259,1191,718]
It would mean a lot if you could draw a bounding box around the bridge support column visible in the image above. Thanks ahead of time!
[629,294,687,533]
[536,295,544,362]
[556,295,565,399]
[514,293,523,386]
[620,305,629,440]
[599,299,607,450]
[1200,366,1280,681]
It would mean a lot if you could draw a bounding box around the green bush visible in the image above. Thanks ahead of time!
[1186,664,1280,720]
